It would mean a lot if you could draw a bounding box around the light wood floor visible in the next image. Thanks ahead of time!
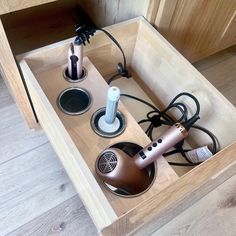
[0,80,97,235]
[193,46,236,106]
[0,47,235,236]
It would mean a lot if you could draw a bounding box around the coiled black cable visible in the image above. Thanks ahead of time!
[120,92,219,166]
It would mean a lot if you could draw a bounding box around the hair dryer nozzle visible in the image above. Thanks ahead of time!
[96,148,151,195]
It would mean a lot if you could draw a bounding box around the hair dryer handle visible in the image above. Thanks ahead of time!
[133,123,188,169]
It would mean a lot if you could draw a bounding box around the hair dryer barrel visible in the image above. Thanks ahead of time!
[95,148,151,194]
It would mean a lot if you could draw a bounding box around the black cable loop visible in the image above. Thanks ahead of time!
[170,92,200,118]
[98,28,131,80]
[98,28,127,70]
[192,125,219,154]
[107,73,121,84]
[120,92,218,166]
[147,110,174,124]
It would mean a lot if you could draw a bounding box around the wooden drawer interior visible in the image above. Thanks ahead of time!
[17,17,236,232]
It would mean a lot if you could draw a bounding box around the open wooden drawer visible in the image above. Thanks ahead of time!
[17,17,236,235]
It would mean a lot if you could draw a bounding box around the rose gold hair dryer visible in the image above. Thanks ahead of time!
[96,122,189,194]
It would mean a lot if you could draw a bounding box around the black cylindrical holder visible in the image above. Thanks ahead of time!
[57,87,92,115]
[91,107,126,138]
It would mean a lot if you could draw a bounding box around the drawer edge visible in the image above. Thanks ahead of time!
[19,59,117,231]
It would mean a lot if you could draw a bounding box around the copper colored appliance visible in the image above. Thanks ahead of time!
[96,123,188,194]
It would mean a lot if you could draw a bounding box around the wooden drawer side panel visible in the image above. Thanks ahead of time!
[19,59,117,231]
[131,18,236,149]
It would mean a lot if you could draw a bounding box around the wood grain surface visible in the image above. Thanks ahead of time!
[0,0,56,15]
[152,174,236,236]
[18,17,236,233]
[7,196,97,236]
[131,18,236,149]
[0,19,36,127]
[75,0,150,27]
[194,48,236,107]
[1,25,236,235]
[153,0,236,62]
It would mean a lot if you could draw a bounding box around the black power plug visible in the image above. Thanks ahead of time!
[117,63,131,79]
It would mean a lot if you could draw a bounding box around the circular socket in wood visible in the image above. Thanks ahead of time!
[57,87,92,115]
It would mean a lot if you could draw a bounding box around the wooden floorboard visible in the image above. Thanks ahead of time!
[0,82,14,109]
[0,114,48,164]
[0,78,48,164]
[194,48,236,106]
[0,77,97,235]
[152,174,236,236]
[193,49,233,71]
[0,142,78,235]
[0,104,22,130]
[7,196,98,236]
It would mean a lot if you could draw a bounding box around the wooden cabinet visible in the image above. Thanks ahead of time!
[74,0,236,62]
[0,0,56,15]
[152,0,236,62]
[75,0,150,27]
[18,17,236,235]
[0,1,236,234]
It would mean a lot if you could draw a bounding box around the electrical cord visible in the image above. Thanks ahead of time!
[192,125,219,154]
[74,23,131,83]
[107,73,121,85]
[97,28,132,81]
[98,29,126,67]
[120,92,219,166]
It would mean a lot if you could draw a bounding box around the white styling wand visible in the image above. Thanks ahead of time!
[98,87,121,133]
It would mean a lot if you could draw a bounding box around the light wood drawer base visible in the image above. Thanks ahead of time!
[18,17,236,234]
